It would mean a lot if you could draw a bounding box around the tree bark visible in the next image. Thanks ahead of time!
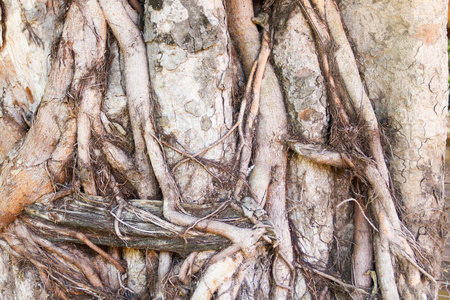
[0,0,447,299]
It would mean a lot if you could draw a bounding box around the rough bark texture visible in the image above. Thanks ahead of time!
[271,4,338,299]
[144,0,235,203]
[0,1,68,297]
[0,0,447,299]
[340,0,448,297]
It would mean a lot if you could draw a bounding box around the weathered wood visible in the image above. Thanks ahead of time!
[23,193,247,252]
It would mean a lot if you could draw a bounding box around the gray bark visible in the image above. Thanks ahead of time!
[144,0,235,203]
[341,0,448,297]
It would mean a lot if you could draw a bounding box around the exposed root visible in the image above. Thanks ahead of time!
[237,30,271,186]
[4,220,115,299]
[336,198,379,233]
[161,140,222,183]
[301,264,369,296]
[0,0,440,299]
[172,120,241,172]
[99,0,158,201]
[216,261,249,300]
[74,232,126,274]
[351,182,374,296]
[234,60,258,167]
[177,251,200,285]
[177,251,216,285]
[190,253,244,300]
[0,1,77,229]
[155,251,171,300]
[293,1,432,299]
[127,0,143,15]
[287,141,353,168]
[322,0,389,181]
[100,0,271,256]
[227,1,294,298]
[71,0,107,196]
[20,215,126,275]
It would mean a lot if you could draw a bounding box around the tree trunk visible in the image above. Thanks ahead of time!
[0,0,447,299]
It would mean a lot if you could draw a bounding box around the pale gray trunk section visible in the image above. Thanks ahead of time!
[340,0,447,296]
[144,0,235,203]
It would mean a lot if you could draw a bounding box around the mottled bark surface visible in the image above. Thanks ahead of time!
[341,0,448,298]
[0,0,447,299]
[144,0,235,203]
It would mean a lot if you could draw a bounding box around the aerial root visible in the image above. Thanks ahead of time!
[190,253,244,300]
[3,220,115,298]
[300,264,370,296]
[74,231,126,274]
[177,251,216,285]
[291,1,432,299]
[20,216,127,275]
[237,30,271,182]
[160,140,222,183]
[155,251,172,300]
